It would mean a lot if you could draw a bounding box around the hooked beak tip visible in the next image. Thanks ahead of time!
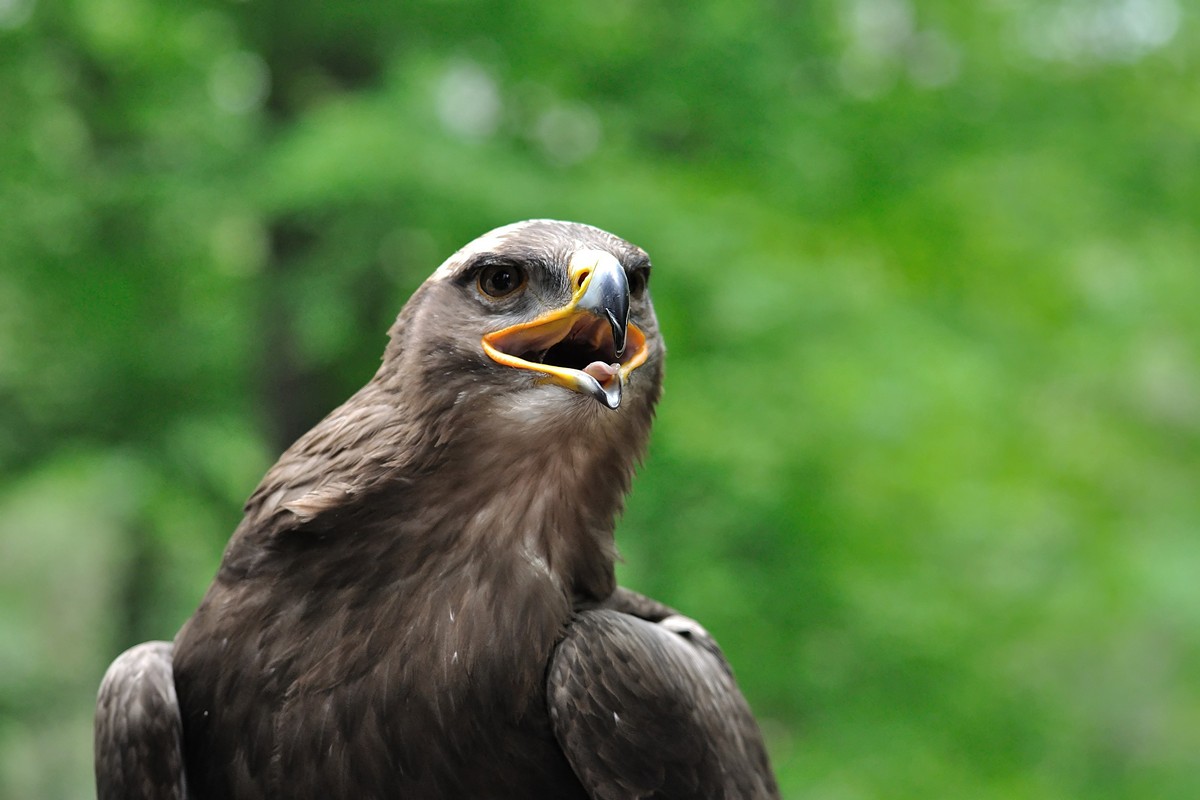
[606,309,627,358]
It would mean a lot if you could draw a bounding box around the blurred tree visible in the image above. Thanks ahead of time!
[1,0,1197,798]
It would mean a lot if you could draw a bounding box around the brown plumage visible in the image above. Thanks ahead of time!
[95,220,779,799]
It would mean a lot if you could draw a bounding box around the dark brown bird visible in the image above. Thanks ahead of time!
[95,220,779,799]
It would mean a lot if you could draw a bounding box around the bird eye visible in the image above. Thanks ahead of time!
[477,263,526,299]
[628,268,649,298]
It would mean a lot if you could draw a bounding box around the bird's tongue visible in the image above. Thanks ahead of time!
[582,361,620,384]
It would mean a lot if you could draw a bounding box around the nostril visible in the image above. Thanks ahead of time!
[574,269,591,292]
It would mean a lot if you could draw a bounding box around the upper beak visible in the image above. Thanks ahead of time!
[482,250,648,409]
[576,250,630,358]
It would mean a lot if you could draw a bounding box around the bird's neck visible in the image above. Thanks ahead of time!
[237,378,645,605]
[415,399,634,604]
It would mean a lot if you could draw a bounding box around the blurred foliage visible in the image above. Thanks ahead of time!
[2,0,1199,797]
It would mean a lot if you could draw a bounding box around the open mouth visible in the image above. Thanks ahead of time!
[482,312,648,409]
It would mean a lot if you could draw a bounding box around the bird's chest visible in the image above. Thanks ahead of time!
[277,610,567,794]
[178,560,582,799]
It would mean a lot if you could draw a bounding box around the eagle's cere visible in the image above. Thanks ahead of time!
[95,220,779,799]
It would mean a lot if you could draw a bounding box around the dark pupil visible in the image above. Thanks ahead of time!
[629,271,646,296]
[485,267,516,295]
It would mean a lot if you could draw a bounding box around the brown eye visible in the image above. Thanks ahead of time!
[478,263,526,298]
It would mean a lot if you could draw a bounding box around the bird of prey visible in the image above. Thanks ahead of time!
[95,220,779,799]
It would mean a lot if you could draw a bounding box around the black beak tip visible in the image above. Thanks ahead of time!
[606,309,627,358]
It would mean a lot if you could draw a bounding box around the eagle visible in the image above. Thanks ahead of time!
[95,220,779,799]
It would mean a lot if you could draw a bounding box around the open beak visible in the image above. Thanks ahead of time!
[482,250,648,409]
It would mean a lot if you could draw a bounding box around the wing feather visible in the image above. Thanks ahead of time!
[548,607,779,800]
[94,641,188,800]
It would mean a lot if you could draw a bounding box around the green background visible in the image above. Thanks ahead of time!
[2,1,1198,797]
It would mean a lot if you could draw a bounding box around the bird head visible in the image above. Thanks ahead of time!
[390,220,664,428]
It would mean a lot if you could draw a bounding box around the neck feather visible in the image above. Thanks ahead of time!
[413,393,641,603]
[236,376,648,604]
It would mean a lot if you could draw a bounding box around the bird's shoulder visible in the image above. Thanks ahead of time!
[549,588,779,800]
[94,641,187,800]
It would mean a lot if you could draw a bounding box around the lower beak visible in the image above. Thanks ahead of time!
[482,250,648,409]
